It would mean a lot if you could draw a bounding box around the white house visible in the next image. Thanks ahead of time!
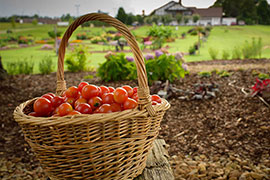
[222,17,237,26]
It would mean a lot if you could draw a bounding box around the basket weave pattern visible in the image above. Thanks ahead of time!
[13,13,170,180]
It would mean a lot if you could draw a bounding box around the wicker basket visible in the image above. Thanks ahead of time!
[13,13,170,180]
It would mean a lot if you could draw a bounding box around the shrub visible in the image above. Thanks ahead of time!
[232,47,242,59]
[147,24,172,39]
[65,45,89,72]
[189,46,196,55]
[190,30,198,36]
[258,73,270,80]
[5,62,18,75]
[76,32,88,40]
[39,56,54,74]
[242,37,263,59]
[222,50,230,60]
[48,31,62,39]
[6,59,34,75]
[97,53,136,82]
[217,70,232,77]
[208,48,219,60]
[145,54,188,83]
[198,71,211,77]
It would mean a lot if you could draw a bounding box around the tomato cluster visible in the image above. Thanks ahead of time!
[29,82,162,117]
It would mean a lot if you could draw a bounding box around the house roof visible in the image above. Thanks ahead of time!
[191,7,223,17]
[166,3,188,11]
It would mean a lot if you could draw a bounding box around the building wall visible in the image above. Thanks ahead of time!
[154,2,175,16]
[222,18,237,26]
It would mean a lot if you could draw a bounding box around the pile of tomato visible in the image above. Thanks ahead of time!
[28,82,162,117]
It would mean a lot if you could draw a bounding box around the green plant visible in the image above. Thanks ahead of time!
[222,50,230,60]
[258,73,270,80]
[5,62,18,75]
[145,54,187,83]
[17,59,34,74]
[97,53,136,82]
[48,30,62,39]
[232,47,242,59]
[147,24,172,39]
[189,46,196,55]
[65,45,89,72]
[192,14,200,23]
[198,71,211,77]
[217,70,232,77]
[242,37,263,59]
[39,56,54,74]
[208,48,219,60]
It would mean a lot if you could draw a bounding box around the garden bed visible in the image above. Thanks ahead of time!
[0,59,269,179]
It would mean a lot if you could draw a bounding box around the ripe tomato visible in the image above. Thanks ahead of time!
[100,86,109,95]
[74,98,87,108]
[96,104,113,113]
[151,95,162,103]
[114,88,128,104]
[65,97,76,107]
[82,85,99,99]
[65,86,79,98]
[102,93,115,104]
[28,112,39,117]
[51,96,65,108]
[122,85,133,97]
[133,87,138,94]
[88,96,102,109]
[34,97,53,117]
[123,98,138,110]
[111,103,122,112]
[47,93,56,98]
[131,93,138,102]
[75,103,92,114]
[78,81,89,92]
[41,94,54,102]
[58,103,73,116]
[108,86,115,93]
[68,110,81,115]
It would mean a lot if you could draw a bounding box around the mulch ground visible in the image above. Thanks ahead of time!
[0,59,269,179]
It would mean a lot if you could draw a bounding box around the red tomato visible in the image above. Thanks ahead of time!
[28,112,39,117]
[114,88,128,104]
[75,103,92,114]
[82,85,99,99]
[96,104,113,113]
[58,103,73,116]
[131,93,138,102]
[102,93,115,104]
[111,103,122,112]
[122,85,133,97]
[34,97,53,117]
[47,93,56,97]
[108,86,115,93]
[65,97,76,107]
[52,106,60,115]
[51,96,65,108]
[151,95,162,103]
[133,87,138,94]
[41,94,54,102]
[74,98,87,108]
[78,81,89,92]
[100,86,109,95]
[68,110,81,115]
[65,86,79,98]
[88,96,102,109]
[123,98,138,110]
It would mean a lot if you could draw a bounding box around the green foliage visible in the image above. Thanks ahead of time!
[161,14,173,25]
[242,37,263,59]
[192,14,200,23]
[217,70,232,77]
[258,73,270,80]
[97,53,136,82]
[257,0,270,25]
[232,47,242,59]
[147,24,172,39]
[175,14,182,24]
[48,30,62,39]
[152,37,165,50]
[6,58,34,75]
[145,54,187,83]
[183,16,189,24]
[198,71,211,77]
[222,50,230,60]
[39,56,54,74]
[10,16,16,28]
[189,46,196,55]
[65,45,89,72]
[208,48,219,60]
[32,18,38,25]
[190,30,198,36]
[116,7,127,24]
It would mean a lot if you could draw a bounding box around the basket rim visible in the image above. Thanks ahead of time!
[14,97,170,127]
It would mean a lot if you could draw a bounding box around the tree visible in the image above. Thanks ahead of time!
[151,15,160,24]
[136,15,144,25]
[257,0,270,25]
[238,0,258,24]
[175,14,182,24]
[192,14,200,23]
[161,14,173,25]
[10,16,16,29]
[184,16,189,25]
[116,7,127,24]
[32,18,38,25]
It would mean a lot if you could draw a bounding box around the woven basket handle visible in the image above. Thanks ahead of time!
[56,13,155,116]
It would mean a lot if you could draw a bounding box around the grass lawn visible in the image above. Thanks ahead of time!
[1,24,270,74]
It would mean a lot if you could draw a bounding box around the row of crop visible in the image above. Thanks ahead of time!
[208,37,263,60]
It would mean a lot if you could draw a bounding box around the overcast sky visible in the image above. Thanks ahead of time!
[1,0,270,18]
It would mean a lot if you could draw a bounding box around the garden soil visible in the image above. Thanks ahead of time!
[0,59,269,179]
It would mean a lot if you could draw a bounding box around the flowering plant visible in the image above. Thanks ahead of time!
[251,78,270,97]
